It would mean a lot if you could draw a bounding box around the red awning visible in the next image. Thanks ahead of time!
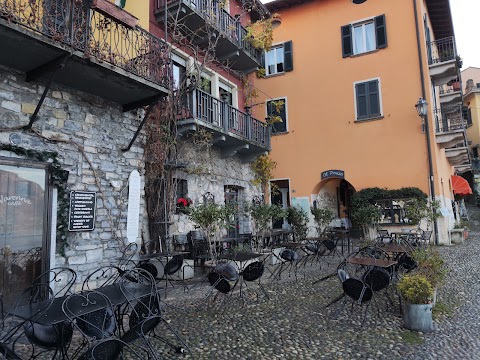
[451,175,472,195]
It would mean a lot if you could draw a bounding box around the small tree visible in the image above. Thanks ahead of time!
[405,198,441,231]
[287,206,309,240]
[247,203,286,238]
[351,204,382,241]
[187,202,235,259]
[311,206,334,235]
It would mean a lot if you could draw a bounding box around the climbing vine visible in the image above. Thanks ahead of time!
[251,154,277,196]
[244,13,281,51]
[0,143,70,255]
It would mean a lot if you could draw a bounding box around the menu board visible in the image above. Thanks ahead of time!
[68,191,96,231]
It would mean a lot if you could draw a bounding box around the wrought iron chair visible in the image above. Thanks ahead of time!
[118,242,139,270]
[376,229,393,244]
[240,259,269,301]
[62,290,119,360]
[82,265,124,290]
[0,284,55,359]
[24,268,77,358]
[200,263,240,309]
[85,338,151,359]
[118,268,190,359]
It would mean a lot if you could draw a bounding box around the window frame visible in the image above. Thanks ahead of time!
[353,77,383,121]
[374,198,416,225]
[265,44,285,76]
[352,20,376,55]
[266,97,288,134]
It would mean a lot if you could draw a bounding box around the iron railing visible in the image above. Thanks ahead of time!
[155,0,262,64]
[434,106,466,133]
[183,88,270,148]
[427,36,457,66]
[0,0,170,88]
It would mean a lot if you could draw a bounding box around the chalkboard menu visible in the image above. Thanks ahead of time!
[68,191,96,231]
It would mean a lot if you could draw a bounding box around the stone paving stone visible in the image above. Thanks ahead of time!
[155,207,480,359]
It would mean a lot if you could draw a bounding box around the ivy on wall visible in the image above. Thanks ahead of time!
[0,143,70,255]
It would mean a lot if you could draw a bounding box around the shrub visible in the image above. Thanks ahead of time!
[397,274,433,304]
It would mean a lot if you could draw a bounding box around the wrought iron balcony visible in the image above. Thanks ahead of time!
[0,0,170,110]
[439,83,462,107]
[433,105,467,149]
[177,88,271,158]
[154,0,262,73]
[427,37,460,86]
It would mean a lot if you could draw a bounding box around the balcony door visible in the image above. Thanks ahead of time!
[0,160,50,307]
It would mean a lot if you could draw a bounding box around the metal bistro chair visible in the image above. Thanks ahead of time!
[23,268,77,358]
[118,242,139,270]
[82,266,125,290]
[118,268,191,359]
[376,229,393,244]
[62,290,119,360]
[0,284,55,359]
[202,263,240,310]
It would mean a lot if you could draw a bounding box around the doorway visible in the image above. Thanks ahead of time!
[270,179,290,229]
[0,159,51,307]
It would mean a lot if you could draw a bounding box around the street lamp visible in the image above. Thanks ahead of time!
[415,97,428,118]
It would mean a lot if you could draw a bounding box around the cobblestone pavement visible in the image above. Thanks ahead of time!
[153,206,480,360]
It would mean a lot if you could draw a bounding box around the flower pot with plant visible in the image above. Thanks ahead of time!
[411,247,447,304]
[397,274,434,332]
[311,206,334,236]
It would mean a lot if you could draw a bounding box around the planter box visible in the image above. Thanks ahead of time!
[91,0,138,28]
[450,229,464,244]
[403,303,433,332]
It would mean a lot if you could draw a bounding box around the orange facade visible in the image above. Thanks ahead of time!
[255,0,465,243]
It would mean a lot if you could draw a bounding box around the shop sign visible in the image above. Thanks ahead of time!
[321,169,345,180]
[68,191,96,231]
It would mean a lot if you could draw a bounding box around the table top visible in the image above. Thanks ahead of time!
[12,282,154,326]
[346,257,397,268]
[273,242,305,249]
[380,243,410,254]
[219,252,264,262]
[125,251,190,262]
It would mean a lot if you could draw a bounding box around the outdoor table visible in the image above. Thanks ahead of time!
[380,243,410,255]
[218,252,265,298]
[324,229,351,254]
[346,257,397,268]
[12,282,155,326]
[390,231,414,242]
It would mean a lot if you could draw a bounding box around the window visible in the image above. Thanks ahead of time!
[175,179,188,201]
[354,79,382,120]
[264,41,293,76]
[342,15,387,57]
[463,106,473,127]
[267,98,287,134]
[375,198,415,225]
[172,56,186,91]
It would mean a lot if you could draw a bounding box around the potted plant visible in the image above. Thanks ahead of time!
[187,202,235,260]
[350,204,381,241]
[411,247,447,304]
[310,206,334,235]
[287,206,309,240]
[397,274,434,332]
[176,197,192,214]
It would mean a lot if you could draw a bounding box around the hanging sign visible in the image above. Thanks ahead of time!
[126,170,141,243]
[68,191,96,231]
[321,169,345,180]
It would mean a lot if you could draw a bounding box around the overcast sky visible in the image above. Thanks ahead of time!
[448,0,478,69]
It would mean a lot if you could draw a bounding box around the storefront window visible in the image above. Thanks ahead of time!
[374,198,414,225]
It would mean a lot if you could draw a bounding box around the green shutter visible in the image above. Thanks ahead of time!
[375,15,387,49]
[341,25,353,58]
[284,41,293,72]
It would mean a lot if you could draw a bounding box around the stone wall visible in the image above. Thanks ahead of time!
[0,66,147,286]
[169,142,263,237]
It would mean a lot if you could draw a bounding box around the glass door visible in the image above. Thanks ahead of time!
[0,161,50,307]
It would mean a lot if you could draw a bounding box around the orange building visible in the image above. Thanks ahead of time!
[255,0,469,244]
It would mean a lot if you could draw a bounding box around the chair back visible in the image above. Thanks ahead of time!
[242,262,265,282]
[337,269,349,283]
[363,266,390,291]
[87,338,149,359]
[62,290,117,340]
[118,268,162,339]
[342,278,372,304]
[32,267,77,297]
[118,242,139,269]
[164,256,183,276]
[208,264,239,294]
[280,249,298,262]
[82,266,124,290]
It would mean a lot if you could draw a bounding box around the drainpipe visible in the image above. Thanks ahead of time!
[413,0,439,245]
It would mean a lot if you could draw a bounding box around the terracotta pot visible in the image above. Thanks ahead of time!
[91,0,138,28]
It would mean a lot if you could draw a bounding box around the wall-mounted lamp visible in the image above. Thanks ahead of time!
[415,97,428,118]
[415,97,428,132]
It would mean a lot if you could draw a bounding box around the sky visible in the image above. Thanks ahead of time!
[450,0,479,69]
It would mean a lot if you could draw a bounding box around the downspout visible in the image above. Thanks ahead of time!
[413,0,439,245]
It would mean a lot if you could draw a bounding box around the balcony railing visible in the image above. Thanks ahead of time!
[0,0,170,88]
[428,36,457,66]
[182,88,270,148]
[434,106,466,133]
[155,0,262,65]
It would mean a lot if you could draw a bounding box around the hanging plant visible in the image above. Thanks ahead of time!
[251,154,277,195]
[0,143,70,255]
[244,13,281,51]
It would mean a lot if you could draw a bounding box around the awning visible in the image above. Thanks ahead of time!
[451,175,473,195]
